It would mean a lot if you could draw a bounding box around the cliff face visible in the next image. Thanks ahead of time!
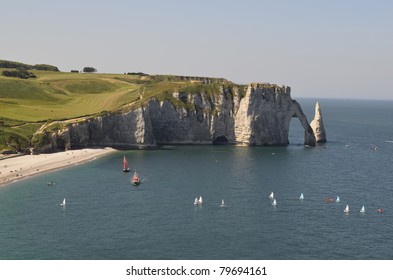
[53,109,155,150]
[44,83,317,151]
[146,87,240,145]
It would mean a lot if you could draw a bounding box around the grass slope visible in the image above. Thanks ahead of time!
[0,71,142,122]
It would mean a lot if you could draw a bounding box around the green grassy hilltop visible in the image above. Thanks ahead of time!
[0,71,141,122]
[0,60,240,152]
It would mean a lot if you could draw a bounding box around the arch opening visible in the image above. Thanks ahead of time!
[212,136,228,145]
[288,117,304,146]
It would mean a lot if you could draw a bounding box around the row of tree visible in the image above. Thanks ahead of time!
[0,60,59,71]
[2,69,36,79]
[70,67,97,73]
[126,72,149,76]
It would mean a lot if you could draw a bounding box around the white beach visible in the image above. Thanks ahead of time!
[0,148,115,186]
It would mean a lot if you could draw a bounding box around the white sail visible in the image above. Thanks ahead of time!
[360,205,365,213]
[60,198,66,206]
[198,196,203,204]
[269,192,274,199]
[220,199,226,207]
[344,204,349,213]
[272,199,277,206]
[336,196,340,203]
[194,197,199,205]
[299,193,304,200]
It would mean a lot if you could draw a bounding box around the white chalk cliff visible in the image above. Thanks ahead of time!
[310,101,327,143]
[234,84,315,146]
[39,82,320,151]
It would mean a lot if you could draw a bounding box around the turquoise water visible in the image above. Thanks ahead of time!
[1,98,393,259]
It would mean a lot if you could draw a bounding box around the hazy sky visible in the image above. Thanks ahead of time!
[2,0,392,99]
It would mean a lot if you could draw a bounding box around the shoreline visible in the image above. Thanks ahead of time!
[0,147,116,187]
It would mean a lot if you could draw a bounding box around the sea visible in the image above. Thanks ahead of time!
[1,98,393,260]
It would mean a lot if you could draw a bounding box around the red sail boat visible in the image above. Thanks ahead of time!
[123,155,130,172]
[132,171,141,186]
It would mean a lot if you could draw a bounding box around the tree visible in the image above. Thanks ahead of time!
[83,67,97,73]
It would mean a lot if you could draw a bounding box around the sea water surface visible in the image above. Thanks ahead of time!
[1,98,393,260]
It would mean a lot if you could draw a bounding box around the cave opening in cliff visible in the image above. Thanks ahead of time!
[288,118,304,145]
[212,136,228,145]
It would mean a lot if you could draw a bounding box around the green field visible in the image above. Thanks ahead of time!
[0,71,143,123]
[0,63,237,151]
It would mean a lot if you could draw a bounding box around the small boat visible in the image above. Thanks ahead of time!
[198,196,203,204]
[344,204,349,213]
[60,198,66,206]
[360,205,365,213]
[194,197,199,205]
[299,193,304,200]
[47,181,55,186]
[335,196,340,203]
[220,199,226,207]
[131,171,140,186]
[272,199,277,206]
[123,155,130,172]
[326,197,334,203]
[377,208,384,213]
[269,192,274,199]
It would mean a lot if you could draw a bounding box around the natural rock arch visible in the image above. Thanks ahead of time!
[234,85,316,146]
[291,100,316,146]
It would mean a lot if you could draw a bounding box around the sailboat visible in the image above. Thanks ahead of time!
[131,171,140,186]
[60,198,66,206]
[198,196,203,204]
[299,193,304,200]
[123,155,130,172]
[269,192,274,199]
[336,196,340,203]
[194,197,199,205]
[220,199,226,207]
[360,205,365,213]
[272,199,277,206]
[344,204,349,213]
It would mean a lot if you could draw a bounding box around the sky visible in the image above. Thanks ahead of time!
[1,0,393,99]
